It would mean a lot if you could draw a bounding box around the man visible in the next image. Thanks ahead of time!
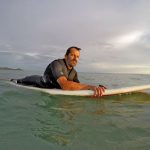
[12,46,106,97]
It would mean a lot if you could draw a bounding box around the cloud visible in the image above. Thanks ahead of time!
[0,50,61,70]
[0,42,13,51]
[1,0,150,73]
[109,31,144,48]
[88,62,150,74]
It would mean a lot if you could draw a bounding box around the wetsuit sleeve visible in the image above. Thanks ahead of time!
[51,60,65,80]
[73,72,80,83]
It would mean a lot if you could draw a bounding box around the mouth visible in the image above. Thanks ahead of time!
[70,60,77,66]
[72,60,77,64]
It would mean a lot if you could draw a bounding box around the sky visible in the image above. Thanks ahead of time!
[0,0,150,74]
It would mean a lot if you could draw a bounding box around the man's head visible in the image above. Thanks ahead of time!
[65,46,81,69]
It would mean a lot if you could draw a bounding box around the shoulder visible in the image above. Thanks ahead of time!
[50,59,66,74]
[51,59,64,66]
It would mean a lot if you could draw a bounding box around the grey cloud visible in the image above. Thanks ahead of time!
[1,0,150,73]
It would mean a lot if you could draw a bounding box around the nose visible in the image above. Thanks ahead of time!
[74,56,79,61]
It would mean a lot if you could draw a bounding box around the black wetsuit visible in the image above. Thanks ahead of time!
[17,59,79,88]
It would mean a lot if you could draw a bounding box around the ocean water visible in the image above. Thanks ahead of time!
[0,69,150,150]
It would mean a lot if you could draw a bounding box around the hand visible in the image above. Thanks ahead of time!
[90,85,106,97]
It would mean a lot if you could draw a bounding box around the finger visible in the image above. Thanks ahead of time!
[96,87,100,97]
[95,87,101,97]
[98,87,104,97]
[96,87,102,97]
[93,87,105,98]
[101,87,106,93]
[94,87,97,97]
[100,88,103,97]
[100,86,106,94]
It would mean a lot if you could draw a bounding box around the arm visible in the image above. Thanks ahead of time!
[57,76,106,97]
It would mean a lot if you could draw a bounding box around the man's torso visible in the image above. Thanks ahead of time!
[42,59,79,88]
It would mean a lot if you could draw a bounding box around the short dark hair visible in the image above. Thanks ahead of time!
[65,46,81,56]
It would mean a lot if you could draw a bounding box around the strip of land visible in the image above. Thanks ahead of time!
[0,67,23,71]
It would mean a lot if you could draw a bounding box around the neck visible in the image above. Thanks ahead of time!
[64,59,72,70]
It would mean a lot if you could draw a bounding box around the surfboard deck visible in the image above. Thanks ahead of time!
[8,81,150,96]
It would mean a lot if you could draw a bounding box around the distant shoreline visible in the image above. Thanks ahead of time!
[0,67,23,71]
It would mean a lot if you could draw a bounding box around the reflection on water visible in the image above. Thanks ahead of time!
[32,95,106,145]
[32,95,85,145]
[1,70,150,149]
[32,93,150,146]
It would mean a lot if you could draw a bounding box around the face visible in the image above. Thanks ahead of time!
[65,48,80,68]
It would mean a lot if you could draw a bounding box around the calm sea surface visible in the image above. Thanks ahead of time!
[0,70,150,150]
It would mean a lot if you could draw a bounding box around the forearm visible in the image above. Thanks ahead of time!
[60,80,92,90]
[57,76,106,97]
[60,80,106,97]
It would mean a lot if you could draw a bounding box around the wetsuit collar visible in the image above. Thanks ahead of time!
[63,59,73,70]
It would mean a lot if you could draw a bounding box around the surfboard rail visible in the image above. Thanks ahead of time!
[8,81,150,96]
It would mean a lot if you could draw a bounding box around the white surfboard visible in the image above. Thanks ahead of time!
[9,81,150,96]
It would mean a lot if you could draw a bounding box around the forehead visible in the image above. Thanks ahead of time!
[70,48,80,55]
